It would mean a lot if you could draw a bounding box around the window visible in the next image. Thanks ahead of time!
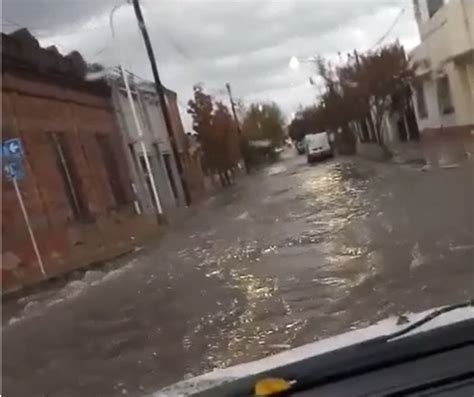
[50,132,89,220]
[427,0,444,18]
[95,134,128,206]
[436,75,454,115]
[414,81,428,119]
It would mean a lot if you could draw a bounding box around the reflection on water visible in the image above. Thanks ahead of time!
[186,162,377,369]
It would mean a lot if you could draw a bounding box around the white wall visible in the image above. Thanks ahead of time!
[140,96,172,152]
[112,84,183,212]
[415,0,474,61]
[411,0,474,130]
[137,95,186,206]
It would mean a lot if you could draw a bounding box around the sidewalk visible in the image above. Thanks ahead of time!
[358,139,473,168]
[390,142,426,165]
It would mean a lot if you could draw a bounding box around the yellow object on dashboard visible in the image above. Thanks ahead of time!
[255,377,292,396]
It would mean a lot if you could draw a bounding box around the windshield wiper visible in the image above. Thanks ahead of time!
[277,300,474,396]
[208,300,474,397]
[384,299,474,342]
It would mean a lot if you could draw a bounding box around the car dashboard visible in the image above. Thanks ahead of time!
[197,315,474,397]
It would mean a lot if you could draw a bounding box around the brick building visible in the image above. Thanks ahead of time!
[1,29,158,291]
[164,88,208,203]
[125,79,208,204]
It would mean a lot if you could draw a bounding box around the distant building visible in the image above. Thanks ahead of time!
[110,75,186,214]
[410,0,474,163]
[163,87,208,203]
[110,75,207,210]
[1,29,157,291]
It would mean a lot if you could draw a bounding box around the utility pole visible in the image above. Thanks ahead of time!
[225,82,242,135]
[131,0,191,206]
[110,4,163,218]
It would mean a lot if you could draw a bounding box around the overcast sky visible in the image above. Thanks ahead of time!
[2,0,420,129]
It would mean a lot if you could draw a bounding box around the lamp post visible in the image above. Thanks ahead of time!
[288,55,318,70]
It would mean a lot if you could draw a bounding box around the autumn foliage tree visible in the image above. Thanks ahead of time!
[238,102,286,168]
[187,84,241,184]
[213,101,241,171]
[305,42,414,152]
[241,102,286,145]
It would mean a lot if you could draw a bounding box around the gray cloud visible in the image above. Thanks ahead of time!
[2,0,420,128]
[2,0,120,33]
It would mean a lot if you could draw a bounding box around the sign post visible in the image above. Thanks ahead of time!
[2,138,47,278]
[11,175,47,277]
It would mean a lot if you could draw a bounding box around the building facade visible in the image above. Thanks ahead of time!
[110,75,186,215]
[1,30,158,291]
[410,0,474,163]
[164,88,208,203]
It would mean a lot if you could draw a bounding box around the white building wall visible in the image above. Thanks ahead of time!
[415,0,474,59]
[383,113,398,144]
[138,94,186,206]
[413,78,440,131]
[140,97,172,152]
[111,81,184,213]
[410,0,474,131]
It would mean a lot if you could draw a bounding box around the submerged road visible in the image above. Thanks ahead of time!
[3,153,474,397]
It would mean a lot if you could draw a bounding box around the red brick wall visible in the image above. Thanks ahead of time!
[166,91,188,154]
[165,91,210,203]
[2,71,135,287]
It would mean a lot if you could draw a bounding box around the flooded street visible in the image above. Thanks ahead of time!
[3,153,474,397]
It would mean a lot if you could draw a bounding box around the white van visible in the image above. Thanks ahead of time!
[304,132,333,163]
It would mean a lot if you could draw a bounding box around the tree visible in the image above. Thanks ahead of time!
[313,42,414,151]
[242,102,286,146]
[342,44,414,146]
[213,101,241,171]
[240,102,286,168]
[288,105,325,142]
[187,84,241,185]
[288,116,307,142]
[187,84,215,172]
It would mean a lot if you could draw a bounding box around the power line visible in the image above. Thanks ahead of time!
[370,7,407,50]
[90,38,114,59]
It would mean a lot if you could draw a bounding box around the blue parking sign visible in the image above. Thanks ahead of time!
[2,138,25,181]
[3,138,24,158]
[3,157,25,181]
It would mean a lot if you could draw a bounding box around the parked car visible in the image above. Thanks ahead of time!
[295,140,305,155]
[304,132,334,163]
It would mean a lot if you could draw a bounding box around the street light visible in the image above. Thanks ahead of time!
[288,55,317,70]
[289,56,300,70]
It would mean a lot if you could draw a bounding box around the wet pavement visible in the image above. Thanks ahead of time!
[2,153,474,397]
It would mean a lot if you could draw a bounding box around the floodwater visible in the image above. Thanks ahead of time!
[2,153,474,397]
